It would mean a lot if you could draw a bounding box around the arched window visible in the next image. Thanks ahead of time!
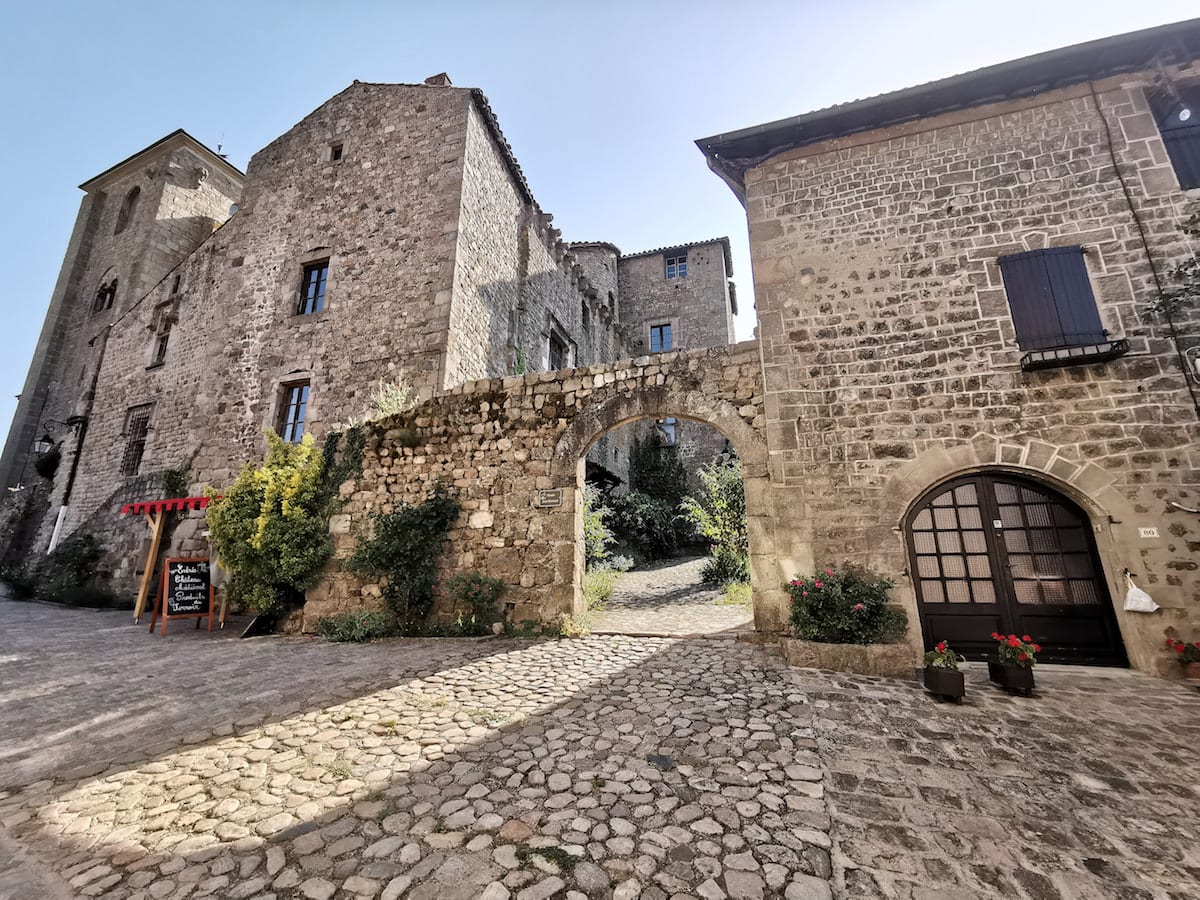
[92,277,118,313]
[114,186,140,234]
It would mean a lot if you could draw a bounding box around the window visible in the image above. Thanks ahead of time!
[93,278,118,313]
[329,142,344,162]
[115,186,140,234]
[120,405,153,475]
[998,247,1128,370]
[150,302,173,367]
[278,382,310,443]
[582,300,590,332]
[549,333,569,371]
[297,261,329,315]
[170,274,182,295]
[650,322,673,353]
[1150,82,1200,189]
[665,251,688,279]
[656,417,677,446]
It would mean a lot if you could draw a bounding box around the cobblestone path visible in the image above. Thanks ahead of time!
[591,556,754,636]
[2,597,1199,900]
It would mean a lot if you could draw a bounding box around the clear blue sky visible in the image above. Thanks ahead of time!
[0,0,1194,442]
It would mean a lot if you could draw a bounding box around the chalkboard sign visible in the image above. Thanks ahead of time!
[149,557,214,635]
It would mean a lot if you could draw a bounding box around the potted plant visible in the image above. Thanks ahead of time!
[922,640,965,701]
[987,632,1039,695]
[1164,637,1200,679]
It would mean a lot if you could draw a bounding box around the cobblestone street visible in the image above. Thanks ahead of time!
[591,557,754,637]
[1,597,1199,900]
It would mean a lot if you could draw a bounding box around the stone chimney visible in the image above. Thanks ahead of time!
[424,73,453,87]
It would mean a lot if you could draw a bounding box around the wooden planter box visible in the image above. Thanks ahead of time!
[923,666,965,702]
[779,638,918,680]
[1184,661,1200,681]
[988,658,1035,695]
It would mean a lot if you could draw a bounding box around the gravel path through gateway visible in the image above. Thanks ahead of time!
[2,597,1199,900]
[591,556,754,636]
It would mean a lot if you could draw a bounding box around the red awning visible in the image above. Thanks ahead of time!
[119,496,213,516]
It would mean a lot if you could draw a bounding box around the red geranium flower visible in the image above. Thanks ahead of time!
[1176,645,1185,654]
[1021,635,1031,643]
[991,632,1001,641]
[936,641,947,652]
[1032,644,1041,653]
[853,603,865,611]
[824,568,834,576]
[1008,636,1020,647]
[1018,652,1028,662]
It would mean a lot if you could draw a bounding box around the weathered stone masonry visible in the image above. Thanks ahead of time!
[699,23,1200,674]
[307,342,785,632]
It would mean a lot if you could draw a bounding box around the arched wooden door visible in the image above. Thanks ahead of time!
[906,474,1126,664]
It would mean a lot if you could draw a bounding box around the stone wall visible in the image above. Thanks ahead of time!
[306,342,781,631]
[445,102,525,384]
[742,70,1200,674]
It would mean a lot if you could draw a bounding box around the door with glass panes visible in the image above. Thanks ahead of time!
[906,474,1126,664]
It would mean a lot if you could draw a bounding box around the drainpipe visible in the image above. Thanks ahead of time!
[47,324,111,552]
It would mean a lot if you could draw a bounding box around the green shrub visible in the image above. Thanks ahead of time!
[785,563,907,645]
[206,432,333,615]
[583,485,613,569]
[0,563,35,598]
[347,486,460,630]
[445,570,506,635]
[316,610,396,642]
[607,491,689,560]
[680,460,747,556]
[702,545,750,586]
[583,568,617,608]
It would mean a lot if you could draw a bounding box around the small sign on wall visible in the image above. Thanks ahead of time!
[1138,526,1159,539]
[535,489,563,508]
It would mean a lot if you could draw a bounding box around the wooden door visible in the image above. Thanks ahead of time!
[907,474,1126,664]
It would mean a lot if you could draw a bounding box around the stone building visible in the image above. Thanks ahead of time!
[0,77,735,583]
[696,18,1200,673]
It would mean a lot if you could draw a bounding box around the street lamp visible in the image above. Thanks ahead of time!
[33,433,55,455]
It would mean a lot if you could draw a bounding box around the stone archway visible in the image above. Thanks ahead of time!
[876,436,1164,669]
[551,386,785,633]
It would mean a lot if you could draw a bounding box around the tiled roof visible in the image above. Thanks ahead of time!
[696,17,1200,197]
[620,237,733,276]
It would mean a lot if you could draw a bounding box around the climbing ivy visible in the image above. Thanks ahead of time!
[345,486,460,630]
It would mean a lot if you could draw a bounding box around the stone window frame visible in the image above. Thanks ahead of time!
[665,251,688,279]
[91,268,119,314]
[327,141,344,163]
[648,318,678,353]
[543,314,575,372]
[275,378,312,444]
[114,185,141,235]
[146,299,178,369]
[288,247,333,318]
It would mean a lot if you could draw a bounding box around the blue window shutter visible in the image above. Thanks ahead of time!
[999,251,1061,350]
[999,247,1103,351]
[1041,247,1106,346]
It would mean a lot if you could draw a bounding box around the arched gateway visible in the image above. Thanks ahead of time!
[905,472,1126,664]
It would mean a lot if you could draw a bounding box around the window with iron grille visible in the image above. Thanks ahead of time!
[650,322,673,353]
[297,261,329,315]
[665,252,687,279]
[278,382,310,443]
[120,405,153,475]
[1150,81,1200,190]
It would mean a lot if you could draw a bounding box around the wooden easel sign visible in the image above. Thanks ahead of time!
[149,557,214,635]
